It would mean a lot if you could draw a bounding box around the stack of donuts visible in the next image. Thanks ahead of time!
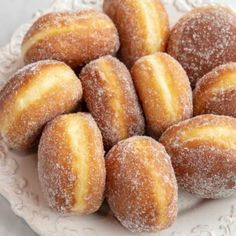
[0,0,236,233]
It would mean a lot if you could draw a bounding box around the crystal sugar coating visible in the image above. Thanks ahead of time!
[38,113,105,215]
[131,52,193,139]
[0,60,82,150]
[22,10,120,68]
[167,6,236,88]
[104,0,169,67]
[106,136,178,233]
[160,114,236,199]
[79,55,145,150]
[194,62,236,117]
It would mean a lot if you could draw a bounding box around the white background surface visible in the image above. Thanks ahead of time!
[0,1,52,235]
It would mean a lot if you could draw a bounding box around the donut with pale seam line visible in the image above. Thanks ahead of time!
[22,10,120,68]
[160,114,236,199]
[131,52,193,139]
[194,62,236,117]
[104,0,170,67]
[38,113,106,215]
[80,55,145,150]
[106,136,178,233]
[0,60,82,150]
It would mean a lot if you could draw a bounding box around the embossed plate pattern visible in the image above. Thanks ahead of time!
[0,0,236,235]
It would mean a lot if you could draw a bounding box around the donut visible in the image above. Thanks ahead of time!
[105,136,177,233]
[160,114,236,199]
[38,113,105,215]
[131,52,193,139]
[79,55,145,150]
[167,6,236,88]
[104,0,169,67]
[0,60,82,150]
[194,62,236,117]
[22,10,120,68]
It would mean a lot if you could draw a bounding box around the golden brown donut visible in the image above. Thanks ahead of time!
[131,52,193,139]
[194,62,236,117]
[105,136,178,233]
[160,114,236,199]
[104,0,169,67]
[167,6,236,88]
[79,55,145,150]
[0,60,82,150]
[38,113,105,215]
[22,10,120,68]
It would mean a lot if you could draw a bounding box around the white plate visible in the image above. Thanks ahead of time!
[0,0,236,235]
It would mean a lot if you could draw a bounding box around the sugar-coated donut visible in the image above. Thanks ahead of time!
[0,60,82,150]
[79,55,145,150]
[38,113,105,215]
[160,114,236,199]
[104,0,169,67]
[131,52,193,139]
[106,136,177,233]
[167,6,236,88]
[194,62,236,117]
[22,10,120,68]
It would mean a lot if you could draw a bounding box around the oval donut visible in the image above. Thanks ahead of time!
[194,62,236,117]
[22,10,120,68]
[38,113,105,215]
[160,114,236,199]
[167,6,236,88]
[131,52,193,139]
[104,0,169,67]
[79,55,145,150]
[0,60,82,150]
[106,136,178,233]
